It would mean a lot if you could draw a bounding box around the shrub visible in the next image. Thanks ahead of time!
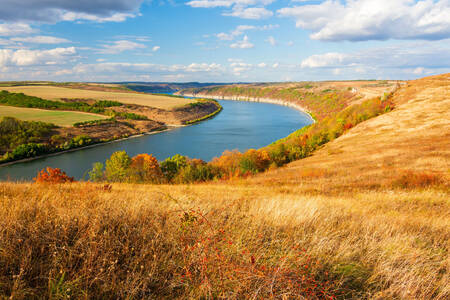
[391,170,443,189]
[239,149,271,175]
[89,162,105,182]
[210,150,242,179]
[8,143,48,160]
[34,167,74,183]
[175,159,218,183]
[105,151,131,182]
[161,154,188,181]
[129,153,164,183]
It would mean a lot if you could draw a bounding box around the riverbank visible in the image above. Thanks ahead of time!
[176,92,316,123]
[0,101,223,168]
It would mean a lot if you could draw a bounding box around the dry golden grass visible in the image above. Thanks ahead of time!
[253,74,450,192]
[0,74,449,299]
[0,183,448,299]
[0,86,193,110]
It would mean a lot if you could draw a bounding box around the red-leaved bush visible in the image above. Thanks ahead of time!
[34,167,75,184]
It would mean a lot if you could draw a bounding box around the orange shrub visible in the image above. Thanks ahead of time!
[210,150,243,179]
[129,153,164,183]
[391,170,443,188]
[34,167,75,184]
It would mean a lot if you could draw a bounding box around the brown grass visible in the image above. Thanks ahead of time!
[0,86,193,110]
[0,74,449,299]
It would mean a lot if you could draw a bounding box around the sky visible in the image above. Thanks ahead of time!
[0,0,449,82]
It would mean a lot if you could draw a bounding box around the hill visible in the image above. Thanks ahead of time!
[0,74,448,299]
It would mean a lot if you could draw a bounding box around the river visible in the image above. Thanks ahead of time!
[0,100,313,181]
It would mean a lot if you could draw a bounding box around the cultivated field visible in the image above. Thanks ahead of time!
[1,86,193,110]
[0,106,107,127]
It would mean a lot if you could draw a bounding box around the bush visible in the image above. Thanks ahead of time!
[175,159,218,183]
[129,154,164,183]
[89,162,105,182]
[239,149,270,175]
[161,154,188,181]
[8,143,48,161]
[0,116,55,154]
[34,167,74,183]
[105,151,131,182]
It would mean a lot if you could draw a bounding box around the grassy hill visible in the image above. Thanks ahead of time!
[0,74,448,299]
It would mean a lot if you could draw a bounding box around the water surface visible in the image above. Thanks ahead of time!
[0,100,312,180]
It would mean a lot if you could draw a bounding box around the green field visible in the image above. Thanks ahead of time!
[0,105,107,127]
[1,85,194,109]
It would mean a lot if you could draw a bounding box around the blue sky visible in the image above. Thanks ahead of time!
[0,0,449,82]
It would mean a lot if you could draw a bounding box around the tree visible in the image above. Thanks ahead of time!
[129,153,163,183]
[89,162,105,182]
[160,154,187,181]
[105,151,131,182]
[34,167,74,184]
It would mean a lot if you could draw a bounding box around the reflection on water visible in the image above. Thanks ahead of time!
[0,100,313,180]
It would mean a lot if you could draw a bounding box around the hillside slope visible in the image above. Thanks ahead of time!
[0,74,448,299]
[253,73,450,191]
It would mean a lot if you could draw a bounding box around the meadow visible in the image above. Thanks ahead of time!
[0,74,448,299]
[0,106,107,127]
[1,86,194,110]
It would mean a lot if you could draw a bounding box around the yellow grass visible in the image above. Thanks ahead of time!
[0,74,449,299]
[0,105,107,127]
[1,86,193,110]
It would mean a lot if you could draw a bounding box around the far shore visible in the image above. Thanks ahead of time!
[176,92,316,123]
[0,95,307,169]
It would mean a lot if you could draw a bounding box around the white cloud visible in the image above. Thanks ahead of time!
[224,7,273,19]
[266,36,276,46]
[216,24,276,41]
[0,47,76,67]
[186,0,234,8]
[152,46,160,52]
[278,0,450,41]
[230,35,254,48]
[187,0,274,19]
[185,63,222,72]
[300,42,450,70]
[61,12,135,23]
[257,62,266,68]
[11,35,70,44]
[0,0,143,23]
[272,62,279,68]
[98,40,146,54]
[301,52,348,68]
[0,23,36,36]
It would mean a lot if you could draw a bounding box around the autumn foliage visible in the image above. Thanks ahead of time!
[34,167,74,184]
[129,153,163,183]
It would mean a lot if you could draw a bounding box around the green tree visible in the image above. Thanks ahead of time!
[160,154,187,181]
[89,162,104,182]
[105,151,131,182]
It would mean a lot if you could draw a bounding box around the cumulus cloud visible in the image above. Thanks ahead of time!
[300,42,450,70]
[230,35,254,48]
[0,47,76,67]
[0,23,36,36]
[266,36,276,46]
[224,7,273,19]
[152,46,160,52]
[0,0,143,23]
[301,52,348,68]
[278,0,450,41]
[216,24,277,41]
[11,35,70,44]
[187,0,274,20]
[98,40,146,54]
